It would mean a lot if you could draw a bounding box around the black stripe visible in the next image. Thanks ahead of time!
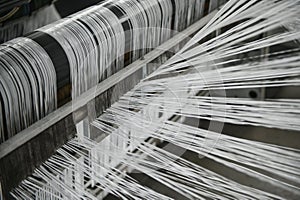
[27,31,70,89]
[104,3,125,18]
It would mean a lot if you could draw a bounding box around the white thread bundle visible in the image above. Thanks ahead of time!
[93,111,300,190]
[0,0,206,143]
[12,136,286,200]
[112,96,300,131]
[147,0,300,78]
[0,38,57,143]
[10,0,300,199]
[38,0,205,99]
[140,55,300,92]
[75,138,283,199]
[84,0,300,194]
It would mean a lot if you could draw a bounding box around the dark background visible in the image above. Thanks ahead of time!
[54,0,103,17]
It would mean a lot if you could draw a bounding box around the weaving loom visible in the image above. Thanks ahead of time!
[0,0,300,199]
